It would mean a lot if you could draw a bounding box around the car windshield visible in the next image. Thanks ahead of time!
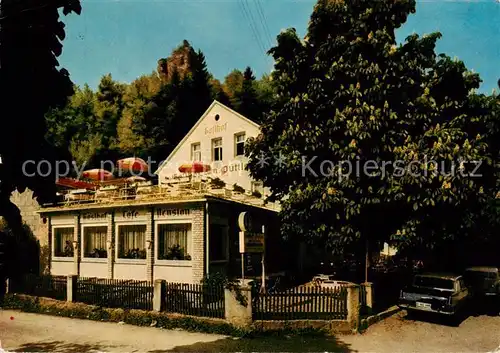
[465,270,498,280]
[413,276,454,290]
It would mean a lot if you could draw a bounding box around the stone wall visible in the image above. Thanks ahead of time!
[10,189,44,243]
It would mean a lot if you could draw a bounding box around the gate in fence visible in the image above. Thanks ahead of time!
[163,282,225,319]
[252,285,348,320]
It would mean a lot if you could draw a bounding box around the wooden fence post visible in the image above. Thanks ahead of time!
[346,284,360,332]
[67,275,77,302]
[153,279,165,312]
[363,282,373,315]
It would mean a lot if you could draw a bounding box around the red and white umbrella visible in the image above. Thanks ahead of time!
[82,169,114,181]
[56,177,98,190]
[178,162,211,174]
[117,157,148,173]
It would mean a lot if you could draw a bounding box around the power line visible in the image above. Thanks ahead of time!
[254,0,273,48]
[239,0,267,56]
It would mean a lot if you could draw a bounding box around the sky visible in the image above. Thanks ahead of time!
[58,0,500,93]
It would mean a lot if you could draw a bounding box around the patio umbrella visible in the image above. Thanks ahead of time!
[117,157,149,173]
[56,177,98,190]
[82,169,114,181]
[178,162,211,174]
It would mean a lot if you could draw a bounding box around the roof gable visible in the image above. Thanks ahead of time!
[154,100,260,174]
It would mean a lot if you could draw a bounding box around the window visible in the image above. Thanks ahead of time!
[235,133,246,156]
[209,224,228,261]
[413,276,454,290]
[117,224,146,259]
[191,143,201,161]
[54,227,74,257]
[251,181,264,194]
[212,138,222,161]
[83,226,108,258]
[158,223,191,260]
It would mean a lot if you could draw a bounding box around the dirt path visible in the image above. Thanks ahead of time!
[2,309,500,352]
[0,310,227,352]
[340,310,500,353]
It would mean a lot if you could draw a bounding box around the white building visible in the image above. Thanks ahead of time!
[155,100,267,196]
[34,101,291,284]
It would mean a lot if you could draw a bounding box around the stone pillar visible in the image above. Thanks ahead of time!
[153,279,166,312]
[224,280,253,328]
[107,213,114,279]
[146,209,154,282]
[73,215,80,276]
[67,275,77,302]
[363,282,373,315]
[347,284,360,332]
[192,206,205,283]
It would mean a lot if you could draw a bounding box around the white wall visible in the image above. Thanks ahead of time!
[51,260,74,276]
[154,263,193,283]
[80,261,108,278]
[114,263,147,280]
[157,101,263,192]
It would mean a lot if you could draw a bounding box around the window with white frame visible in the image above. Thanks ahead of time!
[117,224,146,259]
[53,227,74,257]
[157,223,192,260]
[191,143,201,161]
[83,226,108,258]
[209,223,228,261]
[212,138,222,161]
[234,133,246,156]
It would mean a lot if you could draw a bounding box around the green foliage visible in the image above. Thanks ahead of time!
[246,0,500,256]
[0,220,40,277]
[233,184,246,193]
[209,177,226,189]
[0,0,81,238]
[200,273,248,307]
[45,40,277,167]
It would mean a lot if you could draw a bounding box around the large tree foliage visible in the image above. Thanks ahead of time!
[0,0,81,234]
[47,41,277,166]
[246,0,499,262]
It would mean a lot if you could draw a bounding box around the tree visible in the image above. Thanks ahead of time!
[116,73,162,157]
[0,0,81,234]
[246,0,497,265]
[234,67,262,123]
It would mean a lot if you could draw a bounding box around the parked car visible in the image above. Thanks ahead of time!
[399,273,469,316]
[464,267,500,303]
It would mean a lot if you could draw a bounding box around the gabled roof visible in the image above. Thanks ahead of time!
[154,100,261,175]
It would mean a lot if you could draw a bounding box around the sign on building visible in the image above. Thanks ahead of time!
[238,212,264,253]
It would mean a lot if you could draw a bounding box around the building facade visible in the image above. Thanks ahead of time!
[40,196,281,283]
[155,100,267,196]
[19,100,291,284]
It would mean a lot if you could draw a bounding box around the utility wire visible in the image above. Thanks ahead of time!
[239,0,267,56]
[254,0,273,48]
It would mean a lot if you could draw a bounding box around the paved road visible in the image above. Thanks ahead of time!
[2,309,500,352]
[0,310,227,352]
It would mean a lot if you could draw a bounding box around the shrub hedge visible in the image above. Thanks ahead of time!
[4,294,247,336]
[4,294,331,337]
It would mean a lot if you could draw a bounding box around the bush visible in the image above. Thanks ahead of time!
[233,184,245,193]
[4,294,246,336]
